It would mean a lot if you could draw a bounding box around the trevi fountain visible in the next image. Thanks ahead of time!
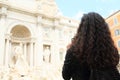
[0,0,119,80]
[0,46,63,80]
[0,0,79,80]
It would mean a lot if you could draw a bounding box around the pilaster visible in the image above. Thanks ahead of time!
[0,6,7,66]
[35,15,43,66]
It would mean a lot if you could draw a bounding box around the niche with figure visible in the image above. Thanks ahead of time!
[43,45,51,63]
[59,48,64,61]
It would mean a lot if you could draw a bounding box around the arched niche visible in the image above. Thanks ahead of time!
[4,25,35,67]
[10,25,31,38]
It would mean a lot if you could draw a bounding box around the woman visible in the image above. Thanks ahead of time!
[62,12,120,80]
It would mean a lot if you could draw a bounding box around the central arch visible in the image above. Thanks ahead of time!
[11,25,31,38]
[10,25,33,66]
[4,24,35,68]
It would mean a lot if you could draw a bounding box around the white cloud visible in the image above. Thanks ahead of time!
[73,11,84,20]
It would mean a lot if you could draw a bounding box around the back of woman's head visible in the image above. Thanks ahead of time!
[71,12,119,68]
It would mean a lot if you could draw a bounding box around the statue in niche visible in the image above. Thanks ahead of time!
[10,46,29,75]
[43,46,51,63]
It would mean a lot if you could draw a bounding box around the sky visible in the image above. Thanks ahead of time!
[55,0,120,20]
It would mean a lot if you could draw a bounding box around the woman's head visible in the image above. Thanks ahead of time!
[71,12,119,68]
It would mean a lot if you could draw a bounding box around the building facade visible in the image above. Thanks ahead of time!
[0,0,79,79]
[106,10,120,53]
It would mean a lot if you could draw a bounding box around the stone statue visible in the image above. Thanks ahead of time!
[43,47,51,63]
[11,46,29,75]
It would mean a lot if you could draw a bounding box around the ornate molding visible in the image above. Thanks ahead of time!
[10,36,36,43]
[0,7,7,18]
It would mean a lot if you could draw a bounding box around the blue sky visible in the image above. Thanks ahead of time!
[55,0,120,19]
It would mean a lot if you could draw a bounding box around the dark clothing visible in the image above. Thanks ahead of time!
[62,49,120,80]
[62,49,90,80]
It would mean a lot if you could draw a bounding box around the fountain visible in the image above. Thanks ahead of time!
[0,46,63,80]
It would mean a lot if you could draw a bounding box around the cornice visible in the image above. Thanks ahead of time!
[0,1,54,18]
[106,10,120,20]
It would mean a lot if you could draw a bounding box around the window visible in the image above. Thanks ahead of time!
[118,41,120,47]
[59,52,63,61]
[115,29,120,36]
[58,30,63,39]
[43,27,51,38]
[113,17,118,25]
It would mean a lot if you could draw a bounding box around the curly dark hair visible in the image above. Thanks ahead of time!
[70,12,119,69]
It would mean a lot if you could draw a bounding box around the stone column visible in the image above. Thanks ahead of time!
[33,43,35,66]
[35,15,43,66]
[23,43,27,60]
[0,7,7,66]
[30,42,33,67]
[51,22,60,64]
[5,39,9,67]
[20,42,23,54]
[9,40,12,64]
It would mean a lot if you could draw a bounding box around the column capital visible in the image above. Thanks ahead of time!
[5,33,11,40]
[30,37,36,43]
[36,15,42,25]
[0,7,7,18]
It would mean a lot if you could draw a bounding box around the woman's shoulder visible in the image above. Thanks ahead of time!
[67,46,76,53]
[66,48,80,63]
[66,48,74,58]
[66,48,76,58]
